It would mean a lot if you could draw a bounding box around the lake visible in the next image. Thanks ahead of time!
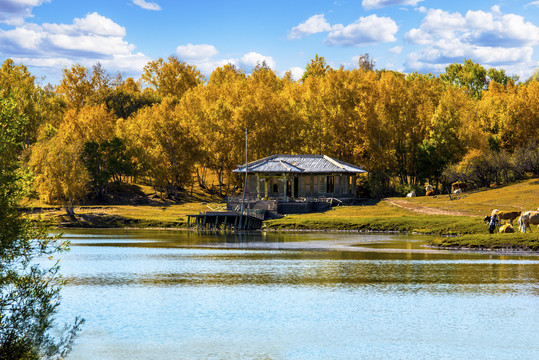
[55,229,539,359]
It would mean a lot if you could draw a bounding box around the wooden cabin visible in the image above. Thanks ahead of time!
[232,154,366,201]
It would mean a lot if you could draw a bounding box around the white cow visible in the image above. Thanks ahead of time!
[519,211,539,233]
[407,191,416,198]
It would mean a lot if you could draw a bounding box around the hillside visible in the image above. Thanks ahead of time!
[384,179,539,217]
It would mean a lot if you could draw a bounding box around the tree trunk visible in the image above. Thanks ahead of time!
[63,199,77,222]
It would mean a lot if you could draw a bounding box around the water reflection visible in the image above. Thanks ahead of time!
[55,229,539,360]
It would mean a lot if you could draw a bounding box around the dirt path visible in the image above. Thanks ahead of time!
[384,198,475,217]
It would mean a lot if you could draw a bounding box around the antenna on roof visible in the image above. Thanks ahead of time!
[239,128,248,230]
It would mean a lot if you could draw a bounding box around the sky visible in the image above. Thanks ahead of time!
[0,0,538,85]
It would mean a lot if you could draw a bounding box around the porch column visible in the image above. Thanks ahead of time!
[282,175,287,200]
[256,173,260,199]
[264,178,269,199]
[310,174,314,197]
[352,174,357,196]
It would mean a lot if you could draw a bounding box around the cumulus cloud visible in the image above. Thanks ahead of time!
[132,0,161,11]
[288,14,333,40]
[0,12,149,75]
[362,0,423,10]
[404,7,539,74]
[176,43,218,60]
[174,43,276,75]
[0,0,49,25]
[389,45,403,54]
[288,14,397,47]
[324,15,398,47]
[286,66,304,81]
[240,52,276,69]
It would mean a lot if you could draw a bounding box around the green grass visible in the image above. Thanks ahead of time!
[264,201,483,235]
[395,178,539,216]
[430,233,539,251]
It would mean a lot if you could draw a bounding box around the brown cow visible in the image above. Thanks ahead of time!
[491,210,521,225]
[499,223,514,233]
[518,211,539,233]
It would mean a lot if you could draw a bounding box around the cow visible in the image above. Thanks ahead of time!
[491,209,521,225]
[407,191,416,198]
[499,223,514,233]
[425,184,433,193]
[518,211,539,233]
[426,190,435,196]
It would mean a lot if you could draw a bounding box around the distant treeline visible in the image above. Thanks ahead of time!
[1,56,538,211]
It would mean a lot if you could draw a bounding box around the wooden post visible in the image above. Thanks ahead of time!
[256,173,260,199]
[282,175,287,201]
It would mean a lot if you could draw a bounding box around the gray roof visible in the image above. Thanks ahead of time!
[233,155,366,174]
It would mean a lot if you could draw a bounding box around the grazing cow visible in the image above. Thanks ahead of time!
[426,190,435,196]
[407,191,416,198]
[518,211,539,233]
[499,223,514,233]
[491,209,521,225]
[453,189,462,194]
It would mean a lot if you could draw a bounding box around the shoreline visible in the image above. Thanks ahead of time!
[56,224,539,254]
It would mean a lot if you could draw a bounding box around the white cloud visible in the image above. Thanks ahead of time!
[325,15,398,47]
[362,0,423,10]
[288,13,397,47]
[404,7,539,76]
[389,45,403,54]
[405,8,539,47]
[132,0,161,11]
[240,52,275,69]
[286,66,304,80]
[0,0,49,25]
[176,43,218,60]
[415,6,427,13]
[525,1,539,8]
[0,12,149,77]
[42,12,126,37]
[288,14,333,40]
[173,44,276,75]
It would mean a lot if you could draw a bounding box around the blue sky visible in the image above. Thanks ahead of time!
[1,0,538,85]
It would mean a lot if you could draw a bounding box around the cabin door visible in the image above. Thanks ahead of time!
[286,177,299,198]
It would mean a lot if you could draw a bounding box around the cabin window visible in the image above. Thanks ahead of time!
[318,176,326,194]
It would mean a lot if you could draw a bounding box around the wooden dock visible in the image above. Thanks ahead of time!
[187,211,263,231]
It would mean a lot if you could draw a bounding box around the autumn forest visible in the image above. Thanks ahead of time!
[1,56,538,213]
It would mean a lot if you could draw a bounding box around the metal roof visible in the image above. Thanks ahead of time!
[233,155,366,174]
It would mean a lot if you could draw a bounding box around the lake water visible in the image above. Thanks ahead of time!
[54,229,539,360]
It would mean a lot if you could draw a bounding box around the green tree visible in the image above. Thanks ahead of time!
[0,96,83,359]
[81,137,133,200]
[440,59,487,99]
